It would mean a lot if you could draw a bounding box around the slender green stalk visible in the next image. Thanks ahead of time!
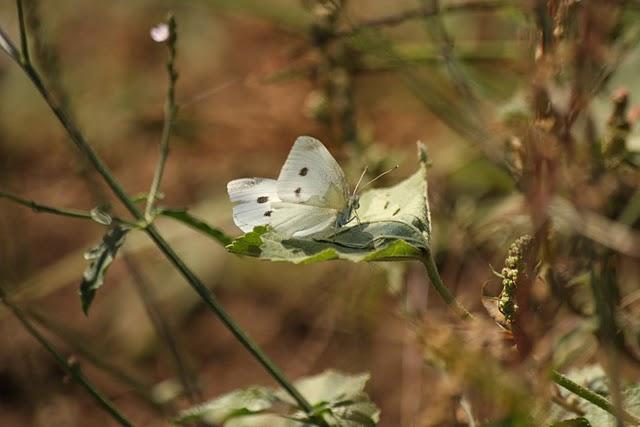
[17,3,188,408]
[145,15,178,221]
[16,0,30,66]
[551,370,640,425]
[0,190,93,220]
[0,286,136,427]
[421,250,473,320]
[3,12,315,415]
[142,225,315,413]
[0,190,137,227]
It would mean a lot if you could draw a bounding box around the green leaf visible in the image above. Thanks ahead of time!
[226,225,269,257]
[79,226,129,314]
[173,386,276,425]
[174,370,379,426]
[158,208,232,246]
[227,143,431,264]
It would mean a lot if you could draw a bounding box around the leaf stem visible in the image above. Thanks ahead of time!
[0,286,136,427]
[550,369,640,425]
[145,15,178,221]
[421,250,473,320]
[1,15,315,415]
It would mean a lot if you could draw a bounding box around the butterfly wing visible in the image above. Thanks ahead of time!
[227,178,280,232]
[276,136,349,210]
[270,201,337,238]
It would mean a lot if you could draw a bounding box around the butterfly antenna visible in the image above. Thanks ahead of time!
[352,166,368,195]
[358,165,399,192]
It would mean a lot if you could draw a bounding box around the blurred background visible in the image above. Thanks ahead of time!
[1,1,640,426]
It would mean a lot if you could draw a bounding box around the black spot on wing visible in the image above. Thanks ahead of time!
[299,167,308,176]
[264,210,272,217]
[257,196,269,203]
[294,187,302,197]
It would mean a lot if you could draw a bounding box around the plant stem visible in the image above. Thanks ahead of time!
[0,286,136,427]
[551,369,640,425]
[0,190,93,220]
[3,14,315,414]
[145,14,178,221]
[142,225,315,412]
[421,250,473,320]
[0,190,137,227]
[16,0,30,66]
[25,307,164,411]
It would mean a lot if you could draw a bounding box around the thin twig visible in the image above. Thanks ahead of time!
[0,190,137,227]
[0,286,136,427]
[2,12,316,416]
[551,369,640,425]
[145,15,178,221]
[0,190,93,220]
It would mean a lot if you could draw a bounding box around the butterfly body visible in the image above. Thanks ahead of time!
[227,136,356,238]
[335,195,359,228]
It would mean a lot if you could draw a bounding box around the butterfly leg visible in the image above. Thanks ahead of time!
[354,210,362,226]
[343,211,361,226]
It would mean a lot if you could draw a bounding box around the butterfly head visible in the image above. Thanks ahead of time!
[349,194,360,211]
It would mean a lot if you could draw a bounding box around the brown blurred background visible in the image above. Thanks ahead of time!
[1,1,639,426]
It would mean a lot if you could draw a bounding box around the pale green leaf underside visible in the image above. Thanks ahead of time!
[79,226,129,314]
[174,370,379,426]
[227,146,431,264]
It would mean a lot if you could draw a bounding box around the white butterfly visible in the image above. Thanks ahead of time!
[227,136,361,238]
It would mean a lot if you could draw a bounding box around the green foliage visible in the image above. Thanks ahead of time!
[158,207,232,246]
[227,144,431,264]
[79,226,129,314]
[174,370,379,426]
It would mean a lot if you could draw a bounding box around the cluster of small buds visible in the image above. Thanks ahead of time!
[498,235,533,323]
